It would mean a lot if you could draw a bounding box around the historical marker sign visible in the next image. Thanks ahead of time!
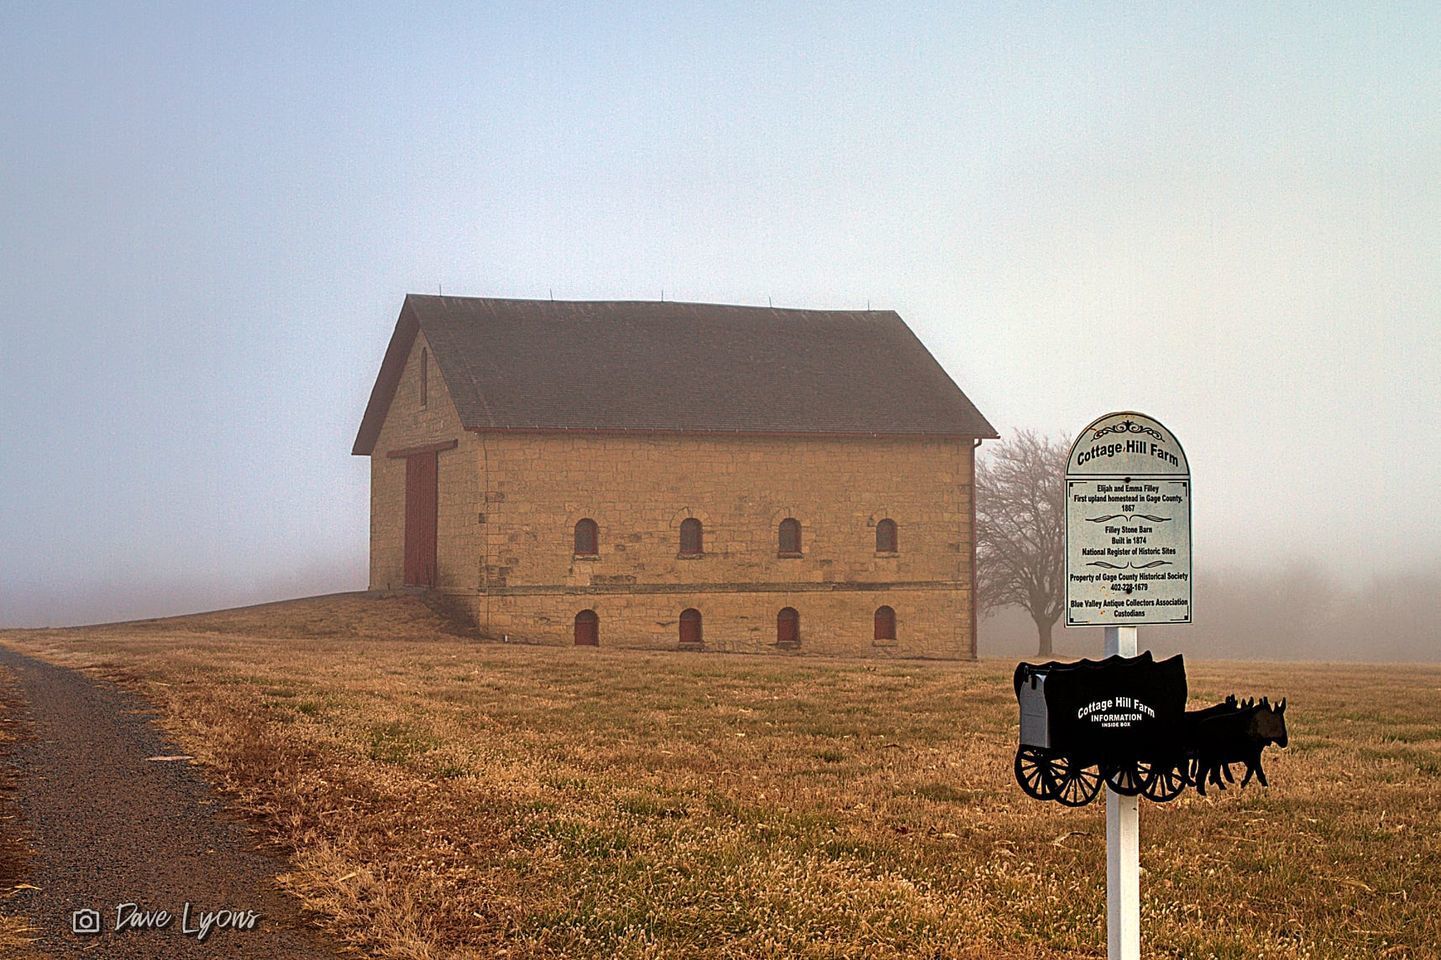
[1065,412,1191,627]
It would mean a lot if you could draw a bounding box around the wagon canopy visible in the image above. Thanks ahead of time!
[1015,652,1188,753]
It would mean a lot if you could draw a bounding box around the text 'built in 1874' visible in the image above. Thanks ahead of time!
[1064,413,1192,627]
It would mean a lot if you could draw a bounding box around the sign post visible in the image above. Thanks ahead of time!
[1104,624,1139,960]
[1065,412,1190,960]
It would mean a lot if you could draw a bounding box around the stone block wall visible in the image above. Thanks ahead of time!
[467,432,976,658]
[366,341,978,658]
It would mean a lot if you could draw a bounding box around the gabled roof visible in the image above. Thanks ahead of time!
[352,295,997,455]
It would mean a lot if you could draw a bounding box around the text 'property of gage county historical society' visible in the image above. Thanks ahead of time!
[1065,412,1192,627]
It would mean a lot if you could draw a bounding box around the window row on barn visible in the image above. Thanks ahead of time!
[572,605,899,648]
[572,517,899,558]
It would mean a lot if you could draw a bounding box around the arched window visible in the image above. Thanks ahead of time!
[419,347,429,408]
[679,608,703,645]
[777,607,800,646]
[679,518,704,556]
[874,605,896,642]
[778,518,802,556]
[876,518,898,554]
[574,518,599,557]
[574,610,599,646]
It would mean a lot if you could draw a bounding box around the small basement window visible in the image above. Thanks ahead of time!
[574,610,599,646]
[874,605,897,643]
[680,608,703,645]
[777,607,800,646]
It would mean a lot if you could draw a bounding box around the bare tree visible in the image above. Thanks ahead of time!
[976,430,1068,657]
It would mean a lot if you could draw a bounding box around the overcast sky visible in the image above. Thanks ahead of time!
[2,2,1438,627]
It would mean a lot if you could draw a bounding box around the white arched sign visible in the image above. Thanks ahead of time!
[1065,412,1192,627]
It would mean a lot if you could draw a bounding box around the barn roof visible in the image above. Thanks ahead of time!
[352,295,997,455]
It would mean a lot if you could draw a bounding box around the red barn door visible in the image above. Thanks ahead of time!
[403,452,438,587]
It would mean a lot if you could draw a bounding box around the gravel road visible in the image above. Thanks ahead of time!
[0,647,346,958]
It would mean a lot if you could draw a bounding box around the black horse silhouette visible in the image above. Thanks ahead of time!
[1192,697,1288,795]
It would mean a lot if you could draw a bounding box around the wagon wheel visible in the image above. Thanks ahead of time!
[1051,754,1103,807]
[1014,746,1058,801]
[1137,759,1187,803]
[1104,759,1146,797]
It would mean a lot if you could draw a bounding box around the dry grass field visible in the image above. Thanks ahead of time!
[2,594,1438,959]
[0,671,43,960]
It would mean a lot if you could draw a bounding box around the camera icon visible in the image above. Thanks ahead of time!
[71,909,102,935]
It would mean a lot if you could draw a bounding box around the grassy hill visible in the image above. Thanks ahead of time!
[2,595,1437,958]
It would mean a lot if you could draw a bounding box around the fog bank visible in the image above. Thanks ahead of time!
[983,559,1441,663]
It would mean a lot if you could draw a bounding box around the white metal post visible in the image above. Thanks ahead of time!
[1105,625,1140,960]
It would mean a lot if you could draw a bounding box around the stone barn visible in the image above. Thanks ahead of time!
[353,295,996,658]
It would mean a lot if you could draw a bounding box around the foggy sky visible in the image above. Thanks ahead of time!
[2,3,1438,629]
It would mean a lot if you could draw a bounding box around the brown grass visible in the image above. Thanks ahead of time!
[0,669,48,960]
[2,593,1438,959]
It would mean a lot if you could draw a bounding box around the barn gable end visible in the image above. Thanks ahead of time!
[367,330,483,594]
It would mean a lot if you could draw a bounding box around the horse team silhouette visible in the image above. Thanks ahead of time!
[1191,695,1288,795]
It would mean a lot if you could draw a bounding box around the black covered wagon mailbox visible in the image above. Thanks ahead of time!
[1015,652,1189,806]
[1014,652,1288,807]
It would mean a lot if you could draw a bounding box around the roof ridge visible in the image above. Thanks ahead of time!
[405,293,897,315]
[353,296,997,455]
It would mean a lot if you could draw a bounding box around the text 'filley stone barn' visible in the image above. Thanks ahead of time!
[353,295,997,658]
